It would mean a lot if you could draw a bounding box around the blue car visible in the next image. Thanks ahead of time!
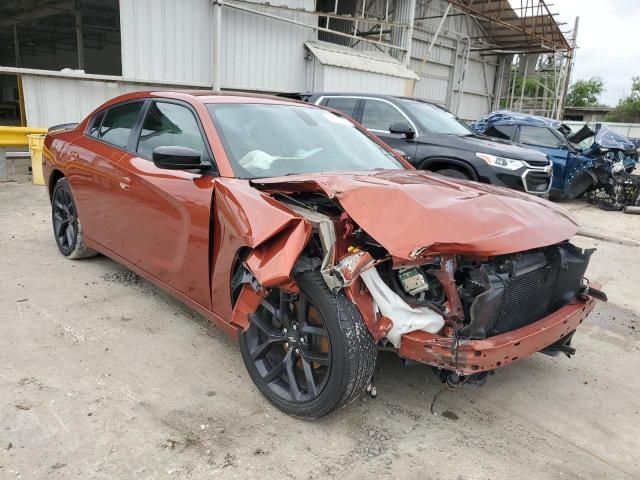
[471,111,638,199]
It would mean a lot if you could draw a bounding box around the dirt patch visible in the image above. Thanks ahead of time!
[101,270,144,287]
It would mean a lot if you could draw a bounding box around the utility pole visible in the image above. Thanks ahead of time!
[558,16,579,120]
[212,0,223,91]
[75,7,85,70]
[13,24,20,67]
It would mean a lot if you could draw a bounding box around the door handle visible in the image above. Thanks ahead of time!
[119,177,132,190]
[70,151,79,160]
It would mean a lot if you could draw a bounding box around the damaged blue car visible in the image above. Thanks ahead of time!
[471,111,638,200]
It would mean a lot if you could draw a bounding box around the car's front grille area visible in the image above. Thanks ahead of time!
[492,266,553,335]
[524,170,551,193]
[459,244,594,340]
[524,159,550,168]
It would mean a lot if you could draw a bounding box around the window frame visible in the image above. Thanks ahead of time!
[483,123,516,141]
[84,99,146,150]
[316,96,417,135]
[84,98,217,172]
[133,99,214,167]
[318,96,361,119]
[516,125,564,149]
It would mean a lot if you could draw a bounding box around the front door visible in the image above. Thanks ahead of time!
[517,125,570,192]
[358,98,418,161]
[115,100,217,309]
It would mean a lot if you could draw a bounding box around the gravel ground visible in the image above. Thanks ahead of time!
[1,180,639,479]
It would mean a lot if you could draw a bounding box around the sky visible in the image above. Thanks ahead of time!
[553,0,640,106]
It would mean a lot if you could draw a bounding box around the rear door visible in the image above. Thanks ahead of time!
[517,125,569,191]
[66,101,145,252]
[114,100,217,309]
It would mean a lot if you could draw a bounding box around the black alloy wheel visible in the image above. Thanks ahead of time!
[244,289,331,403]
[52,184,78,255]
[239,270,377,418]
[51,178,97,259]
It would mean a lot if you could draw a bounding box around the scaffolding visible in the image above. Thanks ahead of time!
[442,0,575,119]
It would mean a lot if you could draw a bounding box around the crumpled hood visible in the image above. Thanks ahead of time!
[251,170,578,259]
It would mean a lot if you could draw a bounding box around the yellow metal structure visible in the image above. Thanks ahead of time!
[0,126,48,184]
[0,126,47,147]
[28,134,46,185]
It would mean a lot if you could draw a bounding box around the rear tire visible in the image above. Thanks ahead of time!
[434,168,471,180]
[51,178,97,259]
[239,270,377,418]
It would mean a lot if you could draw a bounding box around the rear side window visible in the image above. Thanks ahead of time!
[484,124,516,140]
[322,97,358,118]
[98,102,144,148]
[519,126,562,148]
[88,110,105,137]
[136,102,207,159]
[361,100,406,132]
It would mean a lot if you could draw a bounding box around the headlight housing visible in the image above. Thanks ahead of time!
[476,153,525,171]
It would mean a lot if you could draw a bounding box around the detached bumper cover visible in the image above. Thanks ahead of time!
[398,295,597,375]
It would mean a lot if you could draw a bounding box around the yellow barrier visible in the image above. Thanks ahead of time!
[0,126,48,184]
[28,134,46,185]
[0,126,48,147]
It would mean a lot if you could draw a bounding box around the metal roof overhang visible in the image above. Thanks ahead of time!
[305,41,420,80]
[446,0,570,53]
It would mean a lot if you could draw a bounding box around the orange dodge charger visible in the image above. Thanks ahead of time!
[43,91,606,417]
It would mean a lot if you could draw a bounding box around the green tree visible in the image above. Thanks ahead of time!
[605,77,640,123]
[566,77,605,107]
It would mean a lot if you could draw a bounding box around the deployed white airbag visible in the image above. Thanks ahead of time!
[360,267,445,348]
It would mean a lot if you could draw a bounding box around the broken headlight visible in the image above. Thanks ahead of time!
[476,153,525,171]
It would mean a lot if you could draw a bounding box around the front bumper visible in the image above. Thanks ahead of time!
[477,162,552,195]
[398,294,596,375]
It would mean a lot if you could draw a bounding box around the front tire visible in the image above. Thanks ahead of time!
[239,271,376,418]
[51,178,97,259]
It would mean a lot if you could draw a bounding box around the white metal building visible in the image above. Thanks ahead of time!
[0,0,572,128]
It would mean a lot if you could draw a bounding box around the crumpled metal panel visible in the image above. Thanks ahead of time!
[252,169,579,259]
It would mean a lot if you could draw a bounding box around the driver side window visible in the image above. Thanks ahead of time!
[361,100,406,132]
[136,102,207,160]
[519,126,562,149]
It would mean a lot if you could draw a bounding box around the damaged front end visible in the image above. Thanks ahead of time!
[230,170,606,383]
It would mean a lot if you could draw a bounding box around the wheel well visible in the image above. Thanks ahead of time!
[49,170,65,200]
[418,158,477,180]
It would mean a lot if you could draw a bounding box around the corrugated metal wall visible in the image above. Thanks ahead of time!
[23,0,497,124]
[119,0,213,85]
[220,7,315,92]
[21,74,187,127]
[313,64,406,95]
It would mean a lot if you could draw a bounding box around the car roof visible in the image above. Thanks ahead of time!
[475,110,562,128]
[108,90,316,107]
[293,92,444,108]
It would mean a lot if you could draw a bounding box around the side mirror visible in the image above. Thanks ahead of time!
[389,122,415,139]
[152,146,205,170]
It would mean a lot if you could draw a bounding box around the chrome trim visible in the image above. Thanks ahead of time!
[522,159,552,169]
[520,163,553,194]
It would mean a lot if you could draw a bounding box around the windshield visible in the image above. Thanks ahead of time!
[399,100,474,136]
[208,104,404,178]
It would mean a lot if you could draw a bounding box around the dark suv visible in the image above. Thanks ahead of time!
[292,93,553,195]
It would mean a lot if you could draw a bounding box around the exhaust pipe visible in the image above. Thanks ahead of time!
[623,206,640,214]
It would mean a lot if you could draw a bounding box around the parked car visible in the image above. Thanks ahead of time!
[286,93,553,195]
[43,91,605,418]
[471,111,638,199]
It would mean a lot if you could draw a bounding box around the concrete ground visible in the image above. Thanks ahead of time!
[1,179,639,480]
